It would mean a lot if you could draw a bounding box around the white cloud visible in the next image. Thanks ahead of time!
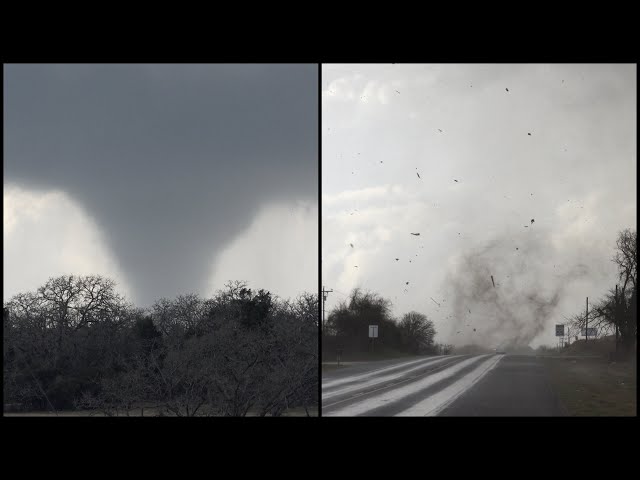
[3,184,133,301]
[207,201,318,300]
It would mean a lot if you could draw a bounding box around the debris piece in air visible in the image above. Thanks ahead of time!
[395,258,399,261]
[438,129,443,133]
[430,297,441,307]
[473,328,477,332]
[506,88,509,92]
[528,133,532,136]
[531,218,535,224]
[516,247,519,250]
[354,266,358,268]
[468,309,471,314]
[454,179,458,182]
[524,225,528,228]
[410,233,420,236]
[406,282,410,285]
[417,172,421,179]
[395,90,400,94]
[491,275,495,288]
[380,161,383,164]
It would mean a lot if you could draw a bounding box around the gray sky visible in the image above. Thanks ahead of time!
[322,64,636,348]
[4,64,318,306]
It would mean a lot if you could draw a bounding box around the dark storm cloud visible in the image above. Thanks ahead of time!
[4,64,317,305]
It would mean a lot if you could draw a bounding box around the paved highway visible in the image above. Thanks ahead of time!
[322,354,567,416]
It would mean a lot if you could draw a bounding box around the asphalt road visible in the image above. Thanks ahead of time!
[322,354,567,416]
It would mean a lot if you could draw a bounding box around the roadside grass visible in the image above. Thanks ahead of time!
[4,405,318,417]
[543,356,636,416]
[322,363,347,373]
[322,347,415,364]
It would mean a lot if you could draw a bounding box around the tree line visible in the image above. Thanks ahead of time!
[3,276,318,416]
[322,288,448,359]
[568,229,637,359]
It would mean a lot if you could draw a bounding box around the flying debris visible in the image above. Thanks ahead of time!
[531,218,535,224]
[380,161,383,164]
[468,309,471,314]
[516,247,519,250]
[438,129,443,133]
[406,282,410,285]
[395,258,399,261]
[524,225,528,228]
[410,233,420,236]
[430,297,441,307]
[350,243,354,248]
[417,172,421,179]
[491,275,495,288]
[395,90,400,94]
[454,179,458,182]
[506,88,509,92]
[354,266,358,268]
[527,133,532,136]
[473,328,477,332]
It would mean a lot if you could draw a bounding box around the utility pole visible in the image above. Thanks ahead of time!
[322,286,333,335]
[585,296,589,342]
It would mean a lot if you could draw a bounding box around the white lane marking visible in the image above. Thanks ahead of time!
[322,358,463,409]
[322,355,449,390]
[397,354,504,417]
[322,355,461,400]
[324,354,491,417]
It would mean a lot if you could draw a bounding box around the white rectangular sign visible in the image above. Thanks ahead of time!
[369,325,378,338]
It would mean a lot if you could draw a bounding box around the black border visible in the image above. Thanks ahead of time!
[318,63,323,416]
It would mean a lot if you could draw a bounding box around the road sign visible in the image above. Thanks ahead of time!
[369,325,378,338]
[581,328,597,337]
[555,324,564,336]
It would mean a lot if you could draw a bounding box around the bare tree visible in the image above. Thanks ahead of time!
[398,312,436,355]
